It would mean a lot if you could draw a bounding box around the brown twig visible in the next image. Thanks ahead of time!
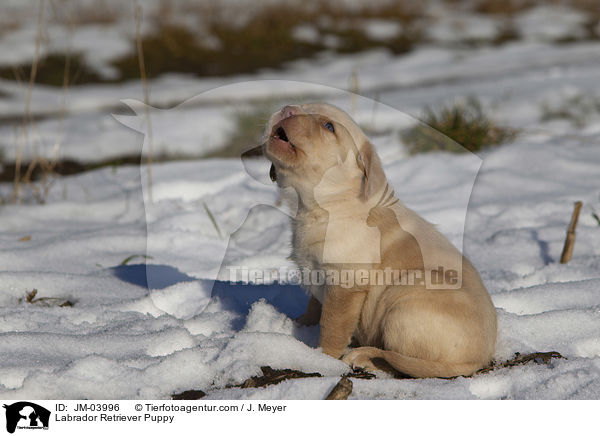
[325,376,353,400]
[560,201,583,264]
[25,289,38,303]
[24,288,73,307]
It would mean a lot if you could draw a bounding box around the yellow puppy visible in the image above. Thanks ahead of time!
[263,103,497,378]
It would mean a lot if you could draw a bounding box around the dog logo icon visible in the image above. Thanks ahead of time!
[3,402,50,433]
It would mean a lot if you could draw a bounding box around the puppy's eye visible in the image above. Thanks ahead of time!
[323,121,335,133]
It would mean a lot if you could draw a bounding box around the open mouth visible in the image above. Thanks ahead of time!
[273,126,296,151]
[275,126,289,142]
[269,125,297,183]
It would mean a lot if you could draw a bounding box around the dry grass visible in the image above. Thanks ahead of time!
[110,0,426,81]
[2,0,597,88]
[403,98,517,154]
[111,20,322,80]
[86,0,599,83]
[11,0,46,203]
[6,0,75,204]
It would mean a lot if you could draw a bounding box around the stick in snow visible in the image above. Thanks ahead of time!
[560,201,583,264]
[325,376,353,400]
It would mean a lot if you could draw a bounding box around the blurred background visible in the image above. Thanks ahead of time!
[0,0,598,202]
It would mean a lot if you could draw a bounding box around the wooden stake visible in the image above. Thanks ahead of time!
[560,201,583,264]
[325,376,353,400]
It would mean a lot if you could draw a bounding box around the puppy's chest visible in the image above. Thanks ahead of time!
[291,218,327,269]
[293,213,380,267]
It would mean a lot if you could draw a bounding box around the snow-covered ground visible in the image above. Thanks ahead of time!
[1,106,599,399]
[0,2,599,400]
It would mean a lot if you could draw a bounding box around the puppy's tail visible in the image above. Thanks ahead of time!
[356,347,485,378]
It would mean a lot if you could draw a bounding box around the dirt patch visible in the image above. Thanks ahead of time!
[236,366,322,389]
[0,52,105,87]
[171,390,206,400]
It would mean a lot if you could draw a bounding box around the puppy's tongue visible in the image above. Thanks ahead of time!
[269,163,277,182]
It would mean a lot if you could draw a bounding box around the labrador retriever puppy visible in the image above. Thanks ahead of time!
[263,103,497,378]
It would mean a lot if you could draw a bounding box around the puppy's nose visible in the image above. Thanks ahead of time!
[281,105,301,119]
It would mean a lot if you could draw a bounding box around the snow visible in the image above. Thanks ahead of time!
[361,19,402,41]
[1,121,599,399]
[515,5,589,42]
[292,25,321,44]
[1,2,599,400]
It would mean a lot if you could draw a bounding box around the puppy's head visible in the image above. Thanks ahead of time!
[263,103,386,203]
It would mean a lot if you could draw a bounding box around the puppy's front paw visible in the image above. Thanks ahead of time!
[342,348,378,372]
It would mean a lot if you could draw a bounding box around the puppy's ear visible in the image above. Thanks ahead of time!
[357,141,386,200]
